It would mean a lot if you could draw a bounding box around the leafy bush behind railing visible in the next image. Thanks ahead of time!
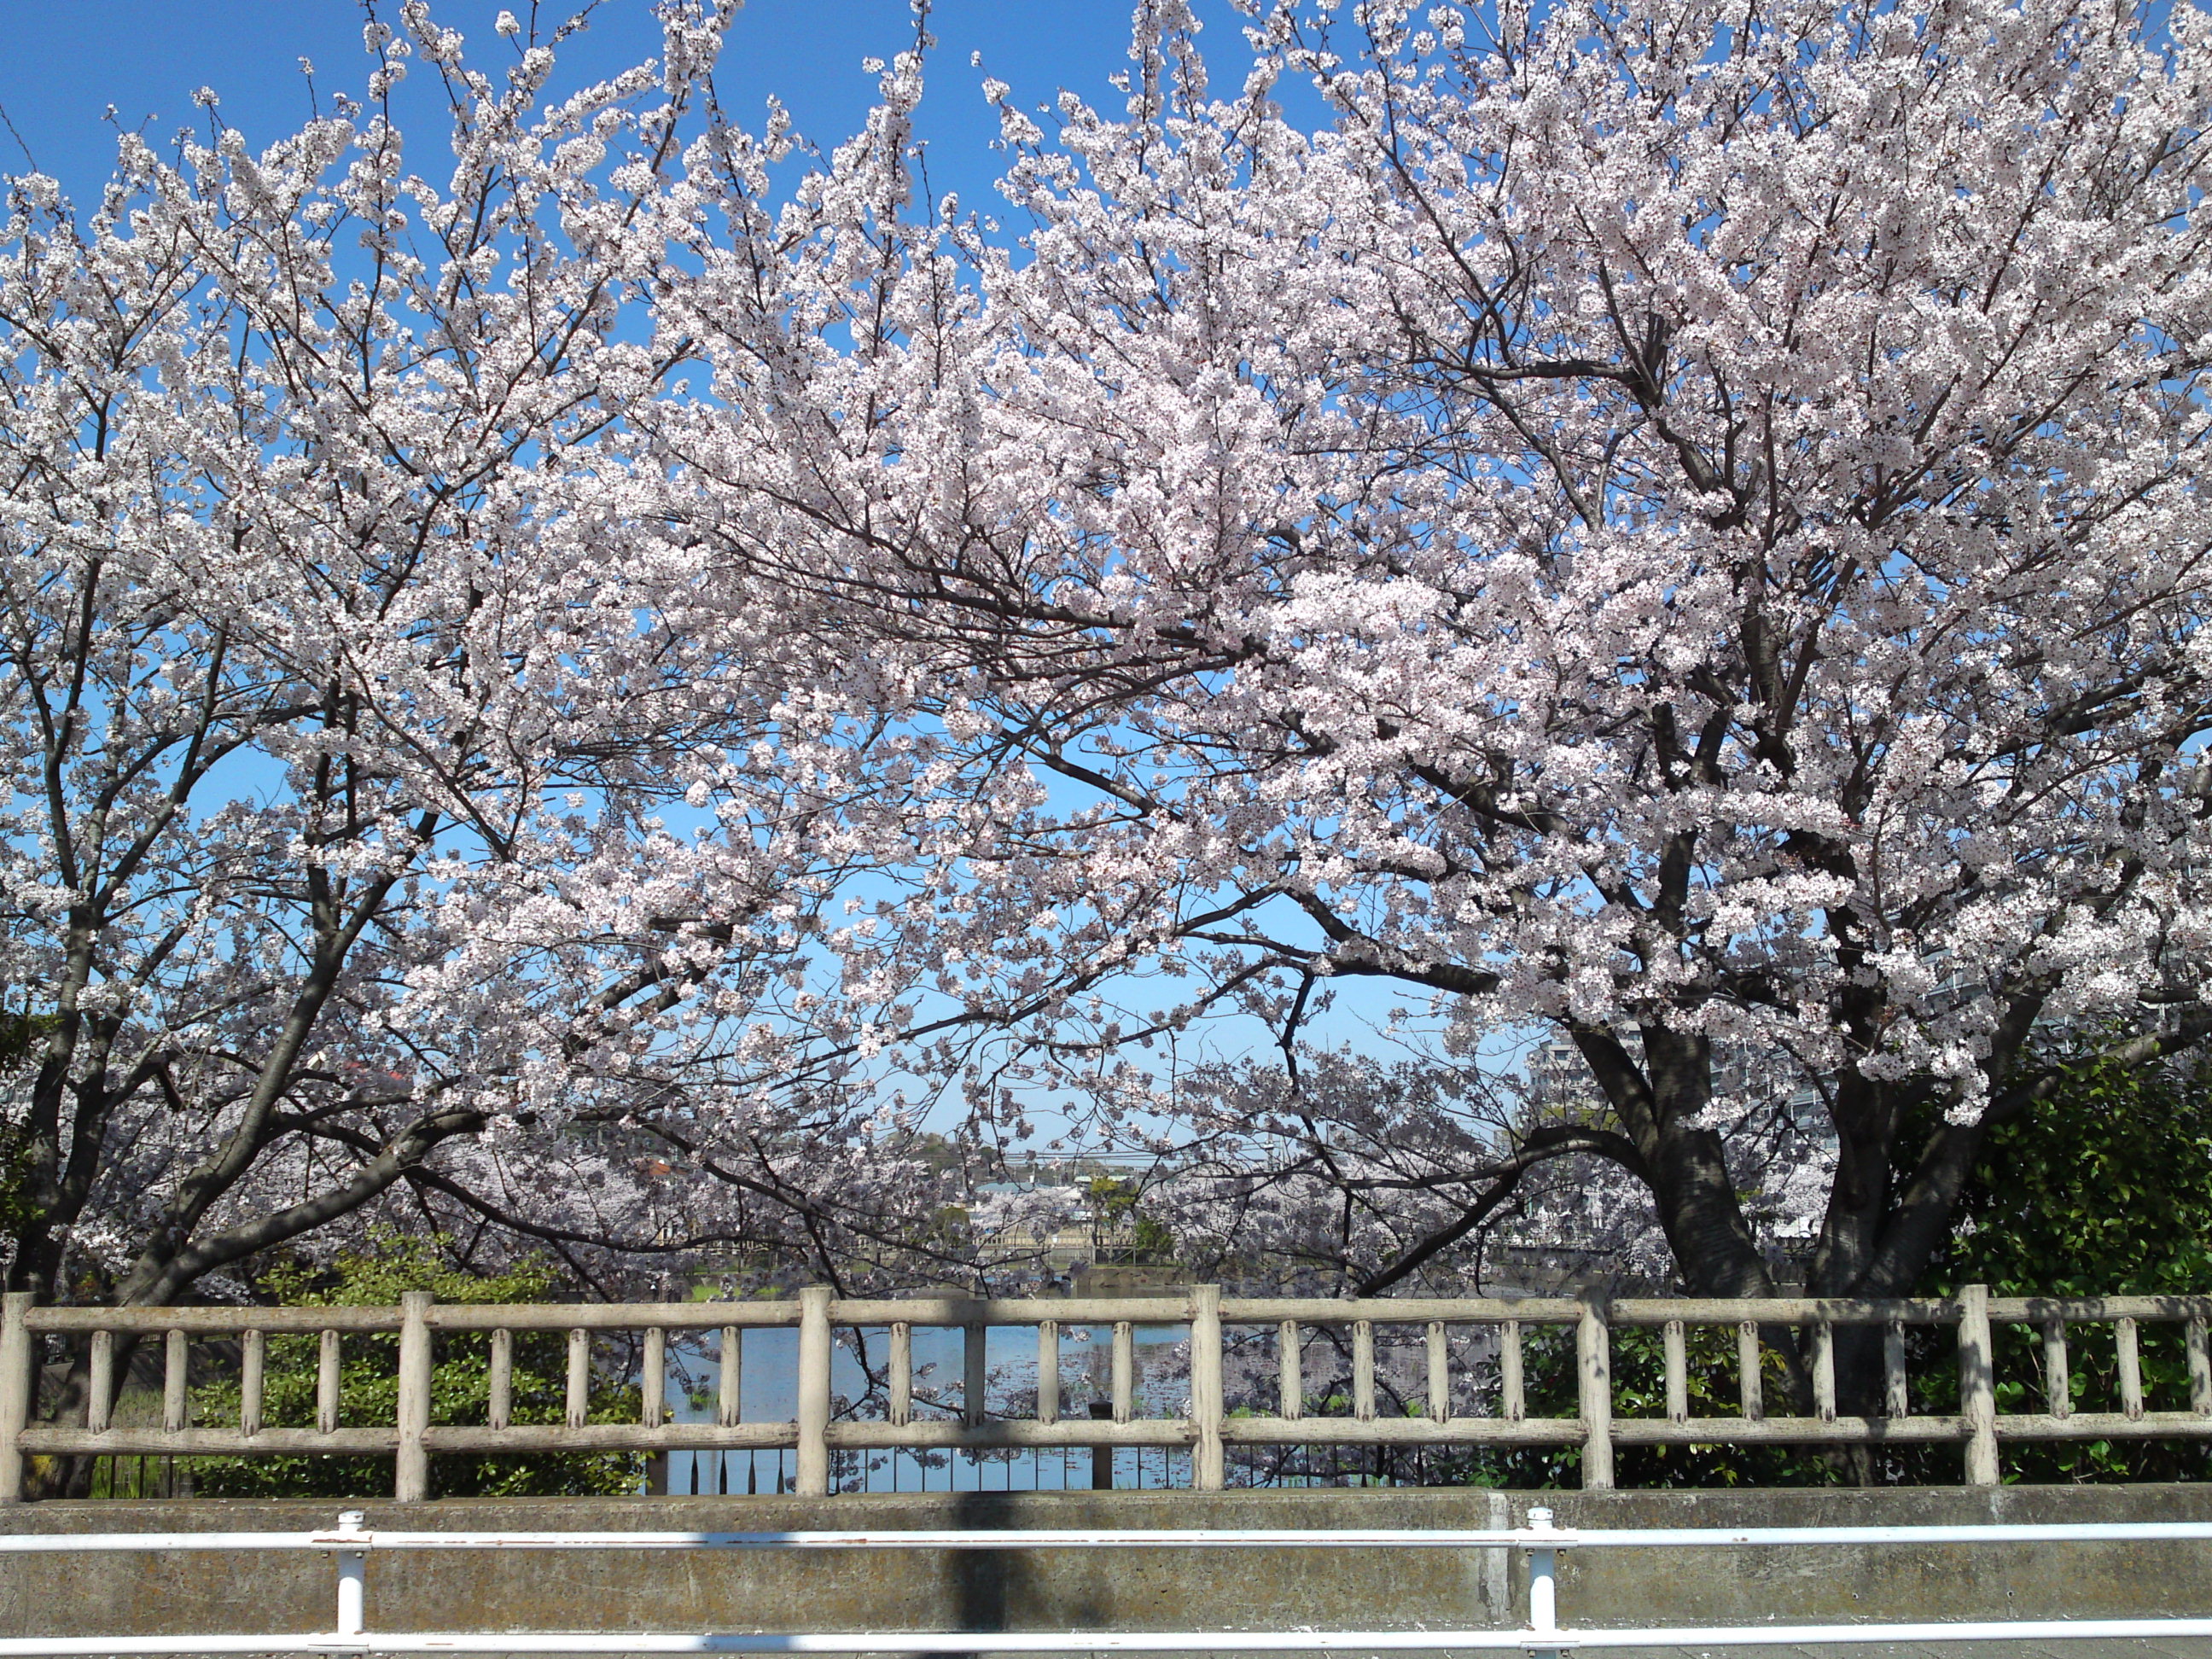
[151,1237,640,1499]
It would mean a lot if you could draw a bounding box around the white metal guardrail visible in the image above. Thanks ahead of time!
[5,1509,2212,1652]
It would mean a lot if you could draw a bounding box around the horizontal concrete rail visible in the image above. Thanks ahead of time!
[6,1282,2210,1499]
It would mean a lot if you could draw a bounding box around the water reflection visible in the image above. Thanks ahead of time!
[658,1321,1194,1494]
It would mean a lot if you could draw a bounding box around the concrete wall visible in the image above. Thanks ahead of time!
[5,1485,2212,1646]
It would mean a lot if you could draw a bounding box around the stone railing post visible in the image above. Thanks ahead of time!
[1190,1284,1224,1491]
[1576,1289,1614,1490]
[0,1292,31,1504]
[394,1290,434,1502]
[1957,1282,1999,1486]
[795,1285,833,1497]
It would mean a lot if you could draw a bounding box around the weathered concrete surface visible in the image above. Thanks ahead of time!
[3,1486,2212,1655]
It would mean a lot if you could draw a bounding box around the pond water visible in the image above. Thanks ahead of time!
[658,1320,1197,1494]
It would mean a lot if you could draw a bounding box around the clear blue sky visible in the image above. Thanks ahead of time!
[0,2,1211,217]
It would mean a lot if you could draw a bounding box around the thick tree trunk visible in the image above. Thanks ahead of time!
[1573,1022,1778,1297]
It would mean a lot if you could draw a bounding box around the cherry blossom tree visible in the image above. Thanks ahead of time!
[15,0,2212,1392]
[0,0,980,1333]
[654,0,2212,1344]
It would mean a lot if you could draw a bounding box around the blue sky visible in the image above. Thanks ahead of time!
[0,2,1181,215]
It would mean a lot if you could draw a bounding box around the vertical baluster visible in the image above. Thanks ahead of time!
[239,1329,265,1438]
[1278,1320,1302,1419]
[317,1330,341,1435]
[643,1327,667,1430]
[1501,1319,1525,1422]
[963,1317,988,1429]
[1427,1321,1449,1423]
[2116,1317,2145,1421]
[888,1322,911,1427]
[1737,1321,1763,1422]
[87,1330,114,1435]
[487,1330,512,1430]
[162,1329,189,1434]
[1111,1321,1134,1423]
[2042,1318,2070,1420]
[1353,1319,1376,1421]
[1884,1317,1910,1419]
[2189,1317,2210,1418]
[1037,1320,1060,1425]
[719,1326,744,1428]
[1662,1318,1689,1426]
[1810,1320,1836,1423]
[566,1328,590,1429]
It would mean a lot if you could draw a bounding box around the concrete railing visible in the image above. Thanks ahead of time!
[5,1284,2208,1500]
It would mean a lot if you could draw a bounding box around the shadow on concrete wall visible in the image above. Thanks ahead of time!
[947,1491,1110,1659]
